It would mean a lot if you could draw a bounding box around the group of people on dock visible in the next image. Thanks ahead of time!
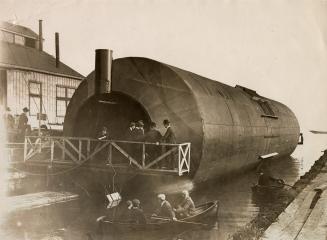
[2,107,32,142]
[120,190,195,224]
[98,119,177,168]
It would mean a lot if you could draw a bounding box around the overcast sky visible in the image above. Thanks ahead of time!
[1,0,327,134]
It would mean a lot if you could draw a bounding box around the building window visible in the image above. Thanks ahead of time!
[25,37,36,48]
[14,34,25,45]
[56,86,75,117]
[28,81,42,116]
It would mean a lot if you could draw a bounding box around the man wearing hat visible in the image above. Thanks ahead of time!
[135,120,145,139]
[152,194,176,220]
[124,122,136,141]
[162,119,177,169]
[162,119,176,144]
[18,107,31,141]
[133,120,145,162]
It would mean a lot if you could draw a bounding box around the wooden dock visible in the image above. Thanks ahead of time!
[261,165,327,240]
[4,191,79,213]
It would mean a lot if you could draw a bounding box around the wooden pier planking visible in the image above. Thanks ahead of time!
[261,165,327,240]
[5,191,79,213]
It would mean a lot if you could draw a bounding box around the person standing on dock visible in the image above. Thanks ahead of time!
[174,190,195,218]
[162,119,177,169]
[134,120,145,139]
[97,126,110,140]
[124,122,136,140]
[152,194,176,221]
[134,120,145,162]
[144,122,162,164]
[18,107,31,142]
[3,107,15,142]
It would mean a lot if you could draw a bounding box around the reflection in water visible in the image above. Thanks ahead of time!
[0,134,326,239]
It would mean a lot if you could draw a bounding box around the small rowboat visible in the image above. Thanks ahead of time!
[97,201,218,234]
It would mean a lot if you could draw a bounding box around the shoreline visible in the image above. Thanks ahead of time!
[232,150,327,240]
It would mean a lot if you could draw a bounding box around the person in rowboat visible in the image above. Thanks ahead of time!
[117,200,133,222]
[152,194,177,221]
[258,172,284,187]
[174,190,195,218]
[131,199,147,224]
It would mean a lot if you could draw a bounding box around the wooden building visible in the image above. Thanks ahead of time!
[0,21,84,130]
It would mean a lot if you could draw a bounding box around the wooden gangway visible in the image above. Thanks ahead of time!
[3,191,79,213]
[21,136,191,176]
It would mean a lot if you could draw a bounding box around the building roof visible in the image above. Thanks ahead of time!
[0,21,39,39]
[0,41,84,79]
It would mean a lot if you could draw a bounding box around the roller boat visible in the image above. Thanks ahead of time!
[97,201,219,234]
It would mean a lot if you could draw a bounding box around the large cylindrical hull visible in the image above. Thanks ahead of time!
[64,57,300,182]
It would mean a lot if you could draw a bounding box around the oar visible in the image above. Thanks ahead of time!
[275,179,294,188]
[150,215,209,227]
[281,182,294,188]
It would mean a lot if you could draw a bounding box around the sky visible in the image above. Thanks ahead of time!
[1,0,327,134]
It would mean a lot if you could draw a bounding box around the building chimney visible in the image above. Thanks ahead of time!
[38,20,43,51]
[88,49,113,97]
[55,32,60,68]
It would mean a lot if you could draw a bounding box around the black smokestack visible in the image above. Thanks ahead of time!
[94,49,112,94]
[38,20,43,51]
[55,32,60,68]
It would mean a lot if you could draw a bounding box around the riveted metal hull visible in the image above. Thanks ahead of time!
[64,57,300,182]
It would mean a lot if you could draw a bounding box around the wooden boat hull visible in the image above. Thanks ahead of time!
[98,201,218,234]
[251,184,284,193]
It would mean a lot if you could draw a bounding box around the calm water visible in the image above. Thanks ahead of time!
[0,130,326,240]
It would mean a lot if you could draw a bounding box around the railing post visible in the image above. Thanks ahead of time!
[142,143,146,168]
[87,139,90,158]
[62,139,65,161]
[50,139,54,163]
[178,145,182,176]
[24,137,28,162]
[108,142,112,164]
[78,140,82,162]
[188,143,191,173]
[37,137,42,153]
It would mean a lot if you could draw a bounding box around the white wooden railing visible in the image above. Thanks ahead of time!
[23,136,191,176]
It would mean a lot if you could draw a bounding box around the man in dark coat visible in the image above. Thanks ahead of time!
[18,107,30,141]
[119,200,133,222]
[152,194,176,220]
[162,119,177,169]
[133,120,145,162]
[131,199,147,224]
[144,122,162,164]
[134,120,145,140]
[162,119,176,144]
[124,122,136,141]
